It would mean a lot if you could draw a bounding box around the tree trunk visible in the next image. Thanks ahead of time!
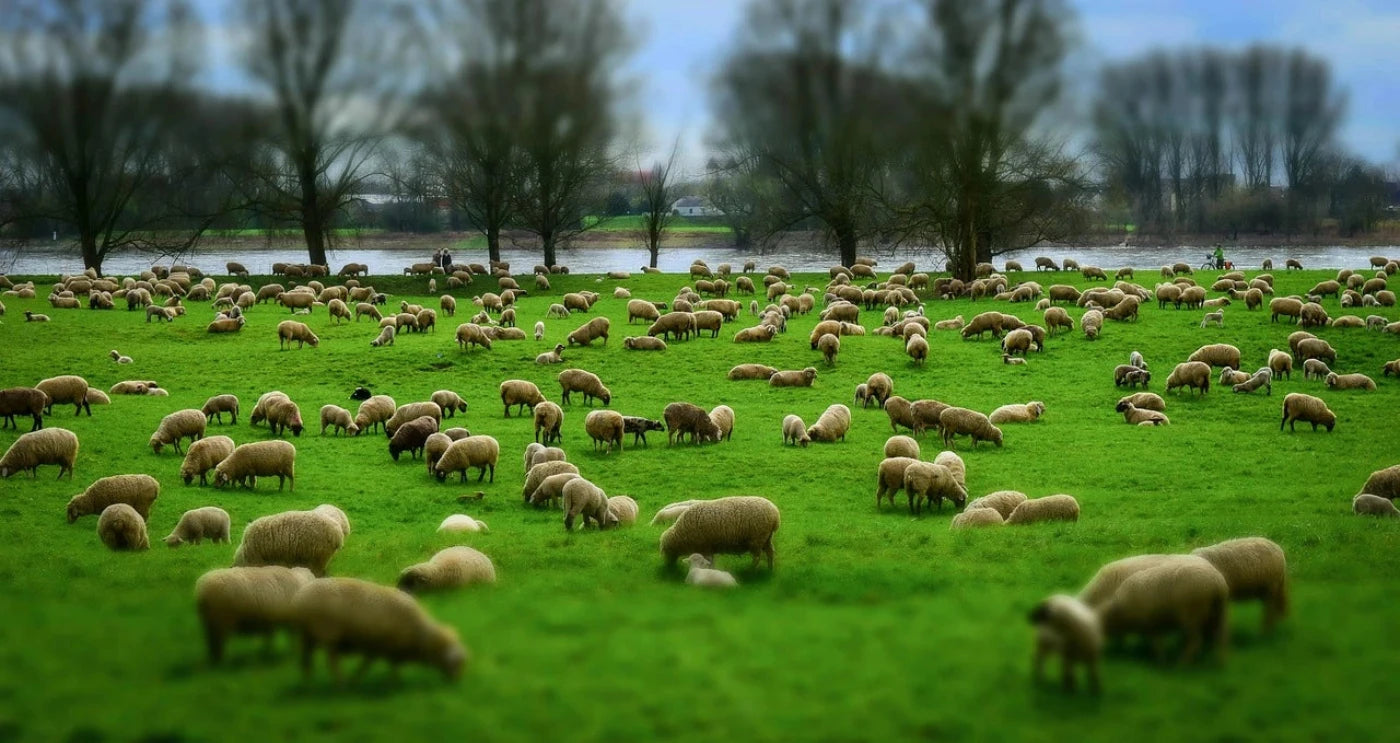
[486,226,501,263]
[302,221,328,268]
[836,228,857,268]
[733,228,751,250]
[80,231,102,274]
[300,164,328,267]
[542,231,556,268]
[648,242,659,269]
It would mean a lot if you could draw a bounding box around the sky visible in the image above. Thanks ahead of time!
[196,0,1400,175]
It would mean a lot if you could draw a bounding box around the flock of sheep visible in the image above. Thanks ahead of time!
[3,251,1400,690]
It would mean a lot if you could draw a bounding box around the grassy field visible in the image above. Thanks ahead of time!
[1,265,1398,743]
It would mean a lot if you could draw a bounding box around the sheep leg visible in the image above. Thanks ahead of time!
[1060,657,1076,691]
[1178,629,1203,666]
[204,626,225,664]
[327,648,345,685]
[298,635,316,679]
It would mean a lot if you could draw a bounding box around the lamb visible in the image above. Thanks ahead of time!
[1005,494,1080,524]
[535,343,565,364]
[1113,365,1151,388]
[709,405,735,442]
[398,547,496,592]
[651,500,703,526]
[354,395,396,434]
[584,409,626,453]
[149,409,206,454]
[262,396,304,437]
[1303,358,1332,380]
[109,349,133,364]
[659,496,780,570]
[318,405,359,436]
[621,416,665,447]
[533,320,546,341]
[0,386,48,431]
[884,435,919,459]
[202,394,240,424]
[558,369,612,406]
[1029,595,1102,694]
[108,380,152,396]
[1280,392,1335,432]
[276,320,320,350]
[36,375,91,416]
[685,554,739,588]
[1,427,79,479]
[97,503,149,550]
[966,490,1027,519]
[1096,555,1229,664]
[164,507,232,546]
[213,440,297,490]
[1357,464,1400,500]
[1200,310,1224,328]
[562,478,613,530]
[533,401,564,445]
[438,514,490,533]
[1353,494,1400,517]
[1166,361,1212,395]
[934,315,965,331]
[434,436,500,483]
[1231,368,1273,395]
[988,401,1045,424]
[529,472,581,509]
[1076,554,1181,607]
[179,435,235,485]
[521,461,579,504]
[950,507,1005,529]
[1187,343,1241,370]
[1191,537,1288,634]
[500,380,545,417]
[728,364,778,381]
[939,407,1003,449]
[768,368,817,387]
[782,414,811,447]
[625,335,668,350]
[806,404,851,443]
[1116,401,1169,425]
[904,461,967,514]
[1325,372,1376,391]
[370,325,397,347]
[289,577,467,681]
[607,495,640,526]
[389,416,439,461]
[195,565,316,662]
[664,401,721,445]
[431,390,469,418]
[566,316,611,346]
[234,507,346,576]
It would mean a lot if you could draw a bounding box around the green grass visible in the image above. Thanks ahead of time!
[1,267,1398,743]
[204,228,387,239]
[583,215,734,233]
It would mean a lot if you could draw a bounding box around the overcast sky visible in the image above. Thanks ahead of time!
[199,0,1400,174]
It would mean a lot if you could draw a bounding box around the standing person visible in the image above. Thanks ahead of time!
[1213,245,1224,270]
[440,248,453,271]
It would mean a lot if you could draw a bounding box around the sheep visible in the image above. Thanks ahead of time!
[1006,495,1080,525]
[164,506,232,547]
[1114,389,1162,410]
[525,472,578,510]
[434,436,499,483]
[353,395,396,434]
[904,461,967,514]
[1325,372,1376,391]
[768,368,818,387]
[950,507,1005,529]
[1166,361,1211,396]
[664,401,721,445]
[35,375,91,416]
[626,299,661,324]
[232,508,345,576]
[109,349,133,364]
[179,435,235,486]
[500,380,546,417]
[939,407,1003,449]
[1191,537,1288,633]
[534,343,565,364]
[1029,595,1102,694]
[439,514,490,533]
[708,405,735,442]
[873,457,917,509]
[647,312,695,341]
[1075,554,1185,608]
[558,369,612,406]
[624,335,669,351]
[275,320,320,350]
[260,396,305,438]
[1199,309,1224,328]
[685,554,739,588]
[148,409,206,455]
[964,490,1026,519]
[650,500,702,526]
[1,427,79,479]
[1230,368,1272,395]
[1280,392,1336,432]
[290,577,467,681]
[86,389,111,406]
[782,414,811,447]
[521,460,580,504]
[562,478,613,530]
[584,409,626,453]
[1266,349,1293,380]
[388,416,439,461]
[1354,494,1399,517]
[1096,555,1230,664]
[607,495,640,526]
[213,440,297,490]
[200,394,240,425]
[1116,401,1169,426]
[194,565,316,662]
[884,435,919,459]
[1296,338,1337,365]
[95,503,150,553]
[0,386,48,431]
[523,400,562,445]
[398,546,496,592]
[960,311,1005,340]
[1187,343,1241,370]
[1113,365,1151,388]
[806,404,851,443]
[934,315,965,331]
[1302,358,1332,380]
[728,364,778,381]
[567,316,611,346]
[659,496,780,570]
[988,401,1045,424]
[315,404,357,436]
[1079,309,1103,340]
[430,390,468,419]
[1358,465,1400,500]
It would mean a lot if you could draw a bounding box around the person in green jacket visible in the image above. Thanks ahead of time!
[1213,245,1225,269]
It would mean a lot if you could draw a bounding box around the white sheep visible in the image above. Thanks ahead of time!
[1005,495,1079,525]
[434,436,499,483]
[438,514,490,533]
[685,554,738,588]
[988,401,1045,424]
[1096,555,1230,664]
[660,496,780,569]
[562,478,613,530]
[650,499,702,526]
[232,508,346,576]
[66,473,159,523]
[1029,594,1102,693]
[965,491,1026,519]
[97,503,149,551]
[782,414,810,447]
[149,409,207,454]
[949,507,1005,529]
[164,506,232,546]
[0,427,79,479]
[1190,537,1288,633]
[214,440,296,490]
[180,435,235,486]
[398,546,496,592]
[194,565,316,662]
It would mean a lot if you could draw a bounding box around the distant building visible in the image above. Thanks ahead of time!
[671,197,714,217]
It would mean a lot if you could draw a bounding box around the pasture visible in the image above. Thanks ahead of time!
[0,264,1398,743]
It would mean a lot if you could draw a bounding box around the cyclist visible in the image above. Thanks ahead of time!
[1213,245,1224,270]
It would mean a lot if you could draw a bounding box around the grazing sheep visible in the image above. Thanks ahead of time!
[165,507,232,547]
[95,503,148,551]
[319,405,359,436]
[1267,349,1292,380]
[768,368,818,387]
[64,474,160,528]
[624,335,668,351]
[1077,554,1180,608]
[1116,401,1169,425]
[438,514,490,533]
[989,401,1045,424]
[201,394,240,425]
[1325,372,1376,391]
[179,435,235,486]
[566,316,611,346]
[434,436,500,483]
[806,404,851,443]
[1080,309,1103,340]
[650,500,702,526]
[817,333,841,366]
[1295,338,1337,365]
[939,407,1003,449]
[233,508,346,576]
[1358,465,1400,500]
[520,461,579,505]
[213,440,297,490]
[685,554,739,588]
[558,369,612,406]
[389,416,439,461]
[195,566,315,662]
[1,427,79,479]
[874,457,917,509]
[965,490,1027,519]
[428,390,468,419]
[398,546,496,592]
[1113,365,1151,388]
[648,312,695,341]
[1191,537,1288,633]
[353,395,396,435]
[1280,392,1335,432]
[528,400,563,445]
[1187,343,1241,370]
[660,496,780,570]
[950,508,1005,529]
[0,386,49,431]
[1096,556,1230,664]
[782,414,811,447]
[904,461,967,514]
[1166,361,1211,395]
[1354,493,1399,517]
[562,478,613,530]
[664,402,721,445]
[708,405,735,442]
[500,380,546,417]
[606,495,640,526]
[149,409,206,454]
[276,320,320,350]
[960,311,1005,340]
[1029,595,1102,694]
[884,435,919,459]
[612,416,661,447]
[584,409,626,453]
[36,375,91,417]
[728,364,778,381]
[1302,358,1332,380]
[1231,368,1272,395]
[1006,495,1079,525]
[290,577,467,681]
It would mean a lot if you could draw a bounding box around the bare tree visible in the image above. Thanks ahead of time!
[236,0,420,267]
[703,156,765,250]
[1234,46,1279,191]
[0,0,229,273]
[635,142,681,269]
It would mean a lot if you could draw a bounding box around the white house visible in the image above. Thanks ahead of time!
[670,197,714,217]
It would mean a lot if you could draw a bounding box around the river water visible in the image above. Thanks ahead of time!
[1,240,1395,277]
